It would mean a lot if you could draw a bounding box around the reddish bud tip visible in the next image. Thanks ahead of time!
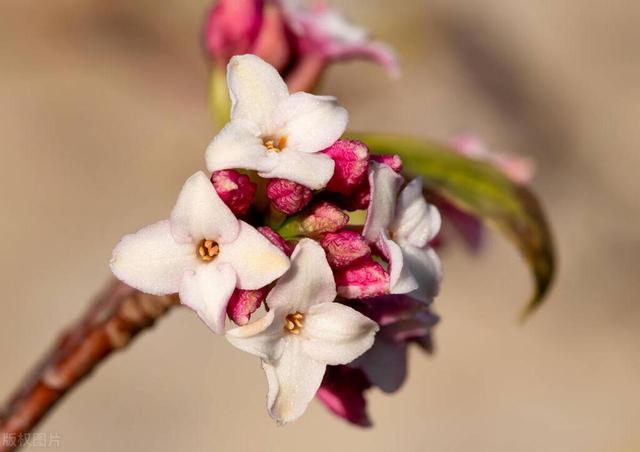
[323,140,370,194]
[266,178,313,215]
[211,170,256,216]
[335,259,389,299]
[227,287,269,326]
[258,226,294,256]
[300,202,349,236]
[320,231,370,269]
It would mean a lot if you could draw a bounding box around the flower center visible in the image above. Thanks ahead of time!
[284,312,304,335]
[263,135,288,153]
[197,239,220,262]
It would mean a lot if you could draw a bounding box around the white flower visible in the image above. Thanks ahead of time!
[205,54,348,190]
[110,171,290,334]
[363,162,442,302]
[226,239,378,424]
[283,1,400,77]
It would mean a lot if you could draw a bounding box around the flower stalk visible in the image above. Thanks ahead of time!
[0,281,178,452]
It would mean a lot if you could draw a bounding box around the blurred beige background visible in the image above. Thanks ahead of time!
[1,0,639,451]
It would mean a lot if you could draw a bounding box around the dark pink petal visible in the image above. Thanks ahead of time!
[433,198,484,252]
[340,179,371,211]
[226,287,269,326]
[300,202,349,236]
[335,259,389,299]
[211,170,256,216]
[320,230,370,269]
[257,226,294,256]
[266,178,313,215]
[322,140,370,194]
[316,365,372,427]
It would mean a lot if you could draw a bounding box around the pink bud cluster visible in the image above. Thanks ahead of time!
[207,137,413,325]
[204,0,398,92]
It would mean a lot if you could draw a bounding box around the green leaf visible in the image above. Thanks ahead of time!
[350,133,556,319]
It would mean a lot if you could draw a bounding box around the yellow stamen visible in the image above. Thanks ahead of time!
[284,312,305,334]
[197,239,219,262]
[263,135,288,153]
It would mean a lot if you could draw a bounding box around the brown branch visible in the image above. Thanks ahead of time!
[0,280,179,451]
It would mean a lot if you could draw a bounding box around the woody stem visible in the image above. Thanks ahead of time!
[0,280,179,451]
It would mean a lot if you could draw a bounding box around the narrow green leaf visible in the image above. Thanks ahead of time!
[351,133,555,318]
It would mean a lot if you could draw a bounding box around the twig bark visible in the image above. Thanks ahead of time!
[0,280,179,451]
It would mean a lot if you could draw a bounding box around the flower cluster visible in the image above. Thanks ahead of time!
[110,55,441,425]
[204,0,398,92]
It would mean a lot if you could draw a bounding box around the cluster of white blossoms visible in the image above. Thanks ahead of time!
[110,55,441,424]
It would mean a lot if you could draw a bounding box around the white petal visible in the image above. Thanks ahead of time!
[258,148,335,189]
[363,162,403,242]
[379,234,419,294]
[272,92,348,154]
[266,239,337,312]
[169,172,239,244]
[227,54,289,126]
[401,244,443,302]
[205,120,277,173]
[263,339,326,424]
[110,220,196,295]
[302,302,378,365]
[355,339,407,393]
[218,221,290,290]
[179,263,236,334]
[226,310,285,361]
[392,178,441,248]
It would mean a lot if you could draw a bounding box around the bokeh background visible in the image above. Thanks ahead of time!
[1,0,639,451]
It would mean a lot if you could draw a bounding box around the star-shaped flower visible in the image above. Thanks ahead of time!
[226,239,378,424]
[110,171,290,334]
[363,162,442,301]
[205,54,348,189]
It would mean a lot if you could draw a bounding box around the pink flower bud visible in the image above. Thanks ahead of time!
[335,259,389,299]
[370,154,403,173]
[322,140,369,194]
[204,0,265,65]
[317,365,372,427]
[320,231,370,269]
[266,178,313,214]
[258,226,294,256]
[226,287,269,326]
[211,170,256,216]
[300,202,349,236]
